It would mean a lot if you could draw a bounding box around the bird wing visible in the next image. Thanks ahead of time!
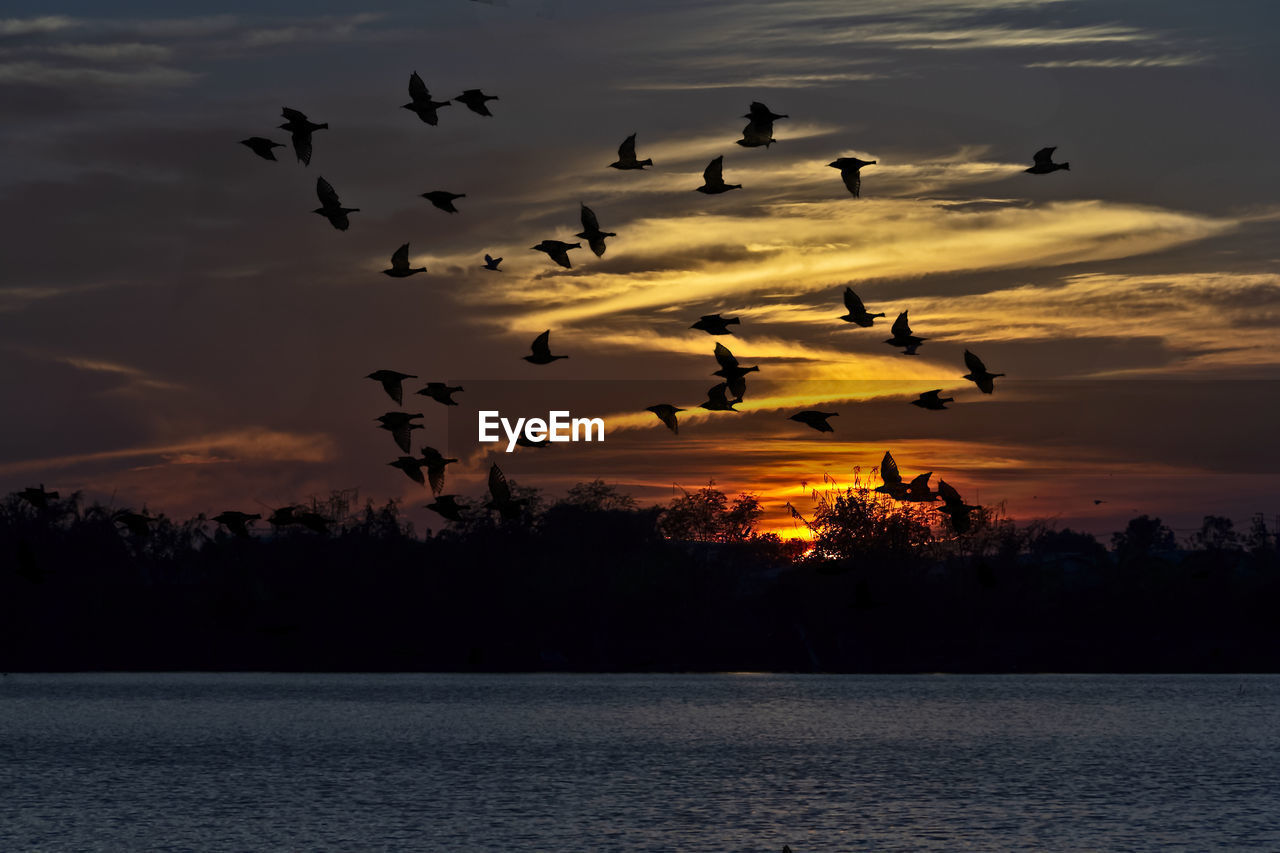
[531,330,552,358]
[713,341,739,371]
[964,349,986,375]
[881,451,901,485]
[921,390,941,402]
[409,71,429,102]
[891,311,910,337]
[580,204,599,233]
[937,479,963,506]
[281,107,307,123]
[292,130,313,166]
[380,377,403,405]
[1032,146,1056,165]
[316,176,340,207]
[390,243,410,270]
[706,383,730,405]
[726,374,746,401]
[747,101,771,121]
[618,134,637,160]
[840,168,861,197]
[909,472,933,491]
[703,156,724,185]
[549,247,571,267]
[843,287,865,314]
[488,463,512,504]
[426,462,447,494]
[391,424,412,453]
[656,408,678,433]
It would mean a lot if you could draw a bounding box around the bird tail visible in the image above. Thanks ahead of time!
[727,317,741,326]
[318,123,329,129]
[1061,162,1070,170]
[640,158,653,166]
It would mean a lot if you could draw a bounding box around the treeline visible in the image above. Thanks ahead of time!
[1,480,1277,672]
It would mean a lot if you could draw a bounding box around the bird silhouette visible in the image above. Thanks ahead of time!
[383,243,426,277]
[699,383,739,412]
[884,311,926,355]
[375,411,424,453]
[937,479,979,533]
[874,451,910,499]
[962,350,1004,394]
[531,240,580,268]
[267,505,298,527]
[911,390,954,410]
[486,463,524,520]
[576,204,616,257]
[483,254,503,271]
[697,156,741,194]
[314,177,358,230]
[366,370,416,405]
[904,472,937,502]
[426,494,466,522]
[389,456,426,486]
[240,137,285,161]
[610,133,652,170]
[1025,146,1069,174]
[691,313,740,335]
[403,72,451,125]
[737,118,776,148]
[839,287,885,326]
[646,404,684,433]
[421,191,465,213]
[113,510,156,537]
[419,447,458,494]
[524,330,568,364]
[789,411,838,432]
[278,107,327,165]
[712,342,759,382]
[416,382,464,405]
[213,510,260,538]
[829,157,876,198]
[454,88,498,116]
[18,485,59,509]
[746,101,788,124]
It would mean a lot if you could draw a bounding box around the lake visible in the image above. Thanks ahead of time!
[1,674,1277,851]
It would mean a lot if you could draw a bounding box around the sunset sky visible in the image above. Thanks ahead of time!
[1,0,1277,539]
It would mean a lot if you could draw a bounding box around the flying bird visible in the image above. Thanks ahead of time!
[746,101,788,124]
[829,157,876,198]
[314,176,358,230]
[1025,146,1069,174]
[113,510,156,538]
[421,191,465,213]
[911,390,954,411]
[884,311,926,355]
[389,456,426,486]
[646,404,684,434]
[375,411,424,454]
[937,480,979,534]
[403,72,451,125]
[609,133,652,170]
[576,204,616,257]
[454,88,498,116]
[712,342,759,382]
[691,314,740,335]
[279,107,327,165]
[483,254,503,271]
[383,243,426,277]
[874,451,910,500]
[904,472,937,503]
[524,330,568,364]
[366,370,416,405]
[531,240,580,268]
[18,485,59,509]
[839,287,885,327]
[426,494,466,522]
[699,383,739,412]
[486,463,524,520]
[419,447,458,494]
[962,350,1004,394]
[696,156,741,194]
[737,119,775,148]
[239,137,285,161]
[416,382,464,405]
[789,411,838,433]
[213,510,260,538]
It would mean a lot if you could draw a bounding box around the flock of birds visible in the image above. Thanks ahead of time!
[21,72,1072,539]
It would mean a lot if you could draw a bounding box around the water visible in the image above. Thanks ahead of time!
[1,674,1277,851]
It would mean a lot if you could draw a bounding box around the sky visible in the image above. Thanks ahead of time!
[1,0,1277,540]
